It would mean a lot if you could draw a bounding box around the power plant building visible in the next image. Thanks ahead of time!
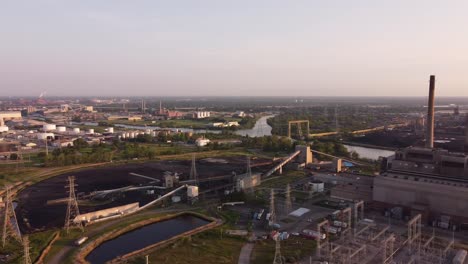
[373,75,468,225]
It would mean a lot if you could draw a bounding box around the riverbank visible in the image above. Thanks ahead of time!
[76,211,219,263]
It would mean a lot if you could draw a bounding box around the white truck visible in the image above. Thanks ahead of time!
[75,237,88,246]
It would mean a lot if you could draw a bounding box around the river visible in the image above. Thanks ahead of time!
[235,115,273,137]
[343,145,395,160]
[86,214,210,263]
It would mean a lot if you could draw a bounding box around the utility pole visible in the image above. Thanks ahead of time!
[284,184,292,215]
[64,176,83,233]
[2,186,22,247]
[22,235,32,264]
[335,106,339,133]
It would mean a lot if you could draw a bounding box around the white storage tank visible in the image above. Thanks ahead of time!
[107,127,114,133]
[120,133,126,139]
[57,126,66,132]
[310,181,324,193]
[37,133,54,140]
[171,196,181,203]
[87,129,94,134]
[129,132,135,138]
[73,128,80,134]
[43,124,56,131]
[187,186,199,198]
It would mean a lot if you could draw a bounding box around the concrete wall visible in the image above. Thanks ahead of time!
[373,174,468,220]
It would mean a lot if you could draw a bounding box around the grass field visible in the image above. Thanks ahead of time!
[129,229,246,264]
[0,229,57,264]
[250,237,316,264]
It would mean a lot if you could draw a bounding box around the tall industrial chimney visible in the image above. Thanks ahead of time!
[425,75,435,148]
[465,115,468,148]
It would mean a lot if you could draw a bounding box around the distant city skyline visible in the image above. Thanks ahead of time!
[1,1,468,97]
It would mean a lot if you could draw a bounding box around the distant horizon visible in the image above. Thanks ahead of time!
[3,95,468,99]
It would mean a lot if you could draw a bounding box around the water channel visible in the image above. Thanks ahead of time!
[343,144,395,160]
[85,214,210,263]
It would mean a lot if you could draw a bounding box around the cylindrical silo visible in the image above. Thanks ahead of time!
[43,124,56,131]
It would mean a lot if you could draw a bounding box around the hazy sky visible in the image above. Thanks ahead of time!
[1,1,468,97]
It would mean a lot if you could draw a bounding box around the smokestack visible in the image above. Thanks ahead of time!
[465,115,468,147]
[425,75,435,148]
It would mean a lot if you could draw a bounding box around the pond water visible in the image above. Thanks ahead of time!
[85,214,210,263]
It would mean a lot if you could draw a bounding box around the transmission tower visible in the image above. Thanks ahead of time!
[190,154,198,185]
[284,184,292,215]
[15,144,24,173]
[335,106,340,132]
[22,235,32,264]
[297,123,303,138]
[64,176,83,233]
[2,186,22,247]
[272,237,284,264]
[269,189,276,225]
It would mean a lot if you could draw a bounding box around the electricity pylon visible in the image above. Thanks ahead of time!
[22,235,32,264]
[190,154,198,185]
[273,237,284,264]
[269,189,276,225]
[64,176,83,233]
[2,186,22,247]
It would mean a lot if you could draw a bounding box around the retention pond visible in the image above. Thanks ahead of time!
[85,214,210,263]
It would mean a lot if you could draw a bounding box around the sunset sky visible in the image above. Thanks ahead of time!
[1,0,468,97]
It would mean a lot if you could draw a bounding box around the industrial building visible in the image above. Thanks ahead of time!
[373,75,468,226]
[192,111,210,119]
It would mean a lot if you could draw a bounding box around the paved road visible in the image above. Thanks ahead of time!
[238,243,254,264]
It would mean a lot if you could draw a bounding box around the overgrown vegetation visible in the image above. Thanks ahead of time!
[128,229,246,264]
